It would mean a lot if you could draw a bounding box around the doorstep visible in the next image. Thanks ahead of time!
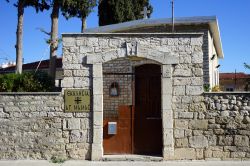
[102,155,163,162]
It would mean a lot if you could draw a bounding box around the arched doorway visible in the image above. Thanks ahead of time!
[102,60,162,156]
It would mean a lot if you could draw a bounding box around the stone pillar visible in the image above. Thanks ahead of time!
[91,64,103,160]
[161,64,174,159]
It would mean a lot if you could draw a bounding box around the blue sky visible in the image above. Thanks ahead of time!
[0,0,249,73]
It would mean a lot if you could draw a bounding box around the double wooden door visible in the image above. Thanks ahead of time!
[103,64,162,155]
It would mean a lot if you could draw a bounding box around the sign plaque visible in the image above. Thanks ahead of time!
[64,89,90,112]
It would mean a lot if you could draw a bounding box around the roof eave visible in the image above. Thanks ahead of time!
[209,19,224,59]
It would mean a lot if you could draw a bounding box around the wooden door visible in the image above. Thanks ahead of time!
[134,64,162,155]
[103,105,133,154]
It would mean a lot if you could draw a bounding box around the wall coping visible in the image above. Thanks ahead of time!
[62,32,204,37]
[204,92,250,95]
[0,92,61,95]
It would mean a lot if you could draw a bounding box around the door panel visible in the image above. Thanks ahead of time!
[103,105,132,154]
[134,64,162,155]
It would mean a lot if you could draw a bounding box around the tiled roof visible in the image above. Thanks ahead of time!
[0,58,62,73]
[220,73,250,79]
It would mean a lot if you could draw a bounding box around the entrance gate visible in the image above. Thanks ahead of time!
[103,64,162,155]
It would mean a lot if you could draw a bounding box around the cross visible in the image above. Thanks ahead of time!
[74,97,82,104]
[140,6,150,19]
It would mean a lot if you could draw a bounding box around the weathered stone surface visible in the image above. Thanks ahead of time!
[175,119,188,129]
[231,152,246,158]
[175,138,188,147]
[178,112,194,119]
[186,86,203,95]
[174,129,185,138]
[189,120,208,130]
[234,135,249,147]
[0,94,91,160]
[174,148,196,160]
[218,136,234,146]
[189,136,208,148]
[67,118,81,130]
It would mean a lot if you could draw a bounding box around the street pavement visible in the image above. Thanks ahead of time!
[0,160,250,166]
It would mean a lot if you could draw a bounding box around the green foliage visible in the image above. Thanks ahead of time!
[62,0,97,19]
[50,156,66,163]
[244,63,250,69]
[98,0,153,26]
[203,84,210,92]
[0,71,54,92]
[6,0,50,12]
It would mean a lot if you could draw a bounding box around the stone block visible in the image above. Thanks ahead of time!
[62,77,74,88]
[179,112,193,119]
[86,38,99,47]
[234,135,249,147]
[196,149,204,160]
[173,68,192,77]
[69,130,81,143]
[93,94,103,112]
[174,148,196,160]
[189,120,208,130]
[163,129,174,147]
[91,143,103,160]
[186,86,203,95]
[67,118,81,130]
[190,37,203,46]
[189,135,208,148]
[80,46,93,53]
[231,152,246,158]
[162,78,172,95]
[174,119,188,129]
[162,65,172,78]
[173,78,190,86]
[173,86,185,96]
[179,54,191,64]
[74,77,90,88]
[218,136,233,146]
[93,111,103,126]
[175,138,188,147]
[174,129,185,138]
[207,135,217,146]
[92,64,102,78]
[191,77,203,86]
[93,127,102,144]
[191,52,203,64]
[93,77,103,95]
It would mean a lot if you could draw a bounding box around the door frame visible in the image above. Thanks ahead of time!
[87,44,175,160]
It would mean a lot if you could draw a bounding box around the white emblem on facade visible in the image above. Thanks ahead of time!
[126,41,138,56]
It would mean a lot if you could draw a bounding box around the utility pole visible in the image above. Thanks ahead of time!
[171,0,175,32]
[234,69,237,91]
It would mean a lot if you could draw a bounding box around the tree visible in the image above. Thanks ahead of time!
[62,0,97,32]
[6,0,49,74]
[244,63,250,91]
[98,0,153,26]
[244,63,250,69]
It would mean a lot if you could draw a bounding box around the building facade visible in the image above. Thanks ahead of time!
[61,16,224,159]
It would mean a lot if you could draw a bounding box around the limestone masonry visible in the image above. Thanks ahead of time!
[0,93,91,160]
[0,17,248,161]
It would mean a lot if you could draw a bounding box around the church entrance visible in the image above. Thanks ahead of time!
[134,64,162,155]
[103,59,162,156]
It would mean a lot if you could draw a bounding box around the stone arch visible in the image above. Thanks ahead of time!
[88,45,175,160]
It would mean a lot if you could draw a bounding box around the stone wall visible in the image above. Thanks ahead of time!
[173,92,250,160]
[0,93,91,160]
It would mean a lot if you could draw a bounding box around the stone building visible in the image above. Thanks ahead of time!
[1,16,250,161]
[61,16,224,159]
[220,72,250,91]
